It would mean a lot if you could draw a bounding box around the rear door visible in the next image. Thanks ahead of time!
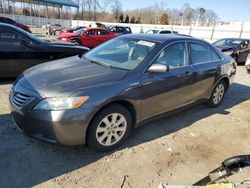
[188,41,222,101]
[97,29,111,43]
[140,42,194,120]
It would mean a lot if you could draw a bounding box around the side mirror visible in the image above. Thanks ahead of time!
[147,64,169,73]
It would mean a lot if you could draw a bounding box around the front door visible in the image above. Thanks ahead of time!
[0,28,39,77]
[140,42,194,121]
[82,29,98,48]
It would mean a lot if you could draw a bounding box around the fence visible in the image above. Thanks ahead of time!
[1,13,250,42]
[72,20,250,42]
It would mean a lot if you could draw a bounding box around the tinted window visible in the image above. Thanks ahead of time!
[156,42,188,68]
[159,30,172,34]
[5,18,16,24]
[118,27,124,32]
[86,30,95,35]
[0,29,25,43]
[125,27,131,32]
[110,27,117,32]
[98,29,108,35]
[190,42,220,64]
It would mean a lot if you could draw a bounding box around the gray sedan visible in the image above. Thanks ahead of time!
[9,34,236,151]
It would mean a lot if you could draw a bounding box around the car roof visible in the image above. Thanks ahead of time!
[86,27,108,30]
[121,34,197,43]
[0,22,17,28]
[217,38,250,41]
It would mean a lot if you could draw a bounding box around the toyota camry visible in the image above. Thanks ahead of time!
[10,34,236,151]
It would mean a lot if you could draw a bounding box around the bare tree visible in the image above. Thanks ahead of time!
[111,0,122,21]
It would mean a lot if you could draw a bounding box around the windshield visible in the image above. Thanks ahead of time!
[84,37,158,70]
[214,39,243,47]
[74,28,86,35]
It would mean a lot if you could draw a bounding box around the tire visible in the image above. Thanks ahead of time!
[232,54,238,64]
[87,104,133,152]
[72,39,81,45]
[207,80,227,107]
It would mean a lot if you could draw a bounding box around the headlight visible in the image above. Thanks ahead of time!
[34,96,89,110]
[224,51,233,56]
[61,38,68,41]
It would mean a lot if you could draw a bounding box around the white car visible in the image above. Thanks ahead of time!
[145,29,178,34]
[246,54,250,73]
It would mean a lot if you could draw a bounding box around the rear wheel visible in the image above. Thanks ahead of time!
[208,80,226,107]
[87,104,132,151]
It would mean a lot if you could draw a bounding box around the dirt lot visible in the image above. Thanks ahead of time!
[0,66,250,188]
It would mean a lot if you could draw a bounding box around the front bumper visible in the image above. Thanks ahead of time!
[9,84,94,146]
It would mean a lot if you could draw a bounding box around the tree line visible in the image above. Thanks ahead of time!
[0,0,219,26]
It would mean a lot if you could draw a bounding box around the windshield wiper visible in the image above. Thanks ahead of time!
[90,60,111,68]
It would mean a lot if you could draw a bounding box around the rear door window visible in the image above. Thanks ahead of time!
[159,30,172,34]
[5,18,15,24]
[98,29,109,35]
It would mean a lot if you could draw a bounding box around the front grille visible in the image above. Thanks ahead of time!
[11,90,33,108]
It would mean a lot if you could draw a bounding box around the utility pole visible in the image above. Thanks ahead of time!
[239,21,244,38]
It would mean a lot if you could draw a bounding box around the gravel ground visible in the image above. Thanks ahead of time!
[0,66,249,188]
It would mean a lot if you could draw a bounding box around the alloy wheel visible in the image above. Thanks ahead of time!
[212,83,225,105]
[96,113,127,146]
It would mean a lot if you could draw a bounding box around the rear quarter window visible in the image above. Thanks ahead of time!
[190,42,221,64]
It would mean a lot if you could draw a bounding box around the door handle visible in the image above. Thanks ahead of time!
[177,71,192,77]
[185,71,192,77]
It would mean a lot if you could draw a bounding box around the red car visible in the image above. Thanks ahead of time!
[0,17,31,33]
[58,27,118,48]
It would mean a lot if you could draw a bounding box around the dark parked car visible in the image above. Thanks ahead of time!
[213,38,250,64]
[0,23,89,77]
[0,17,31,33]
[109,26,132,35]
[10,34,236,151]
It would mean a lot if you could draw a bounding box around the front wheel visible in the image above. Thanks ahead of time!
[71,39,81,45]
[87,104,132,151]
[207,80,226,107]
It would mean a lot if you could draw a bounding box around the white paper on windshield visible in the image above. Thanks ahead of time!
[137,40,155,47]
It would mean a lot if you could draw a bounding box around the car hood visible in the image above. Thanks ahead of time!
[45,41,89,50]
[18,56,128,97]
[59,32,80,38]
[216,45,234,52]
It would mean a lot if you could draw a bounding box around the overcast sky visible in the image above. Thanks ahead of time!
[120,0,250,21]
